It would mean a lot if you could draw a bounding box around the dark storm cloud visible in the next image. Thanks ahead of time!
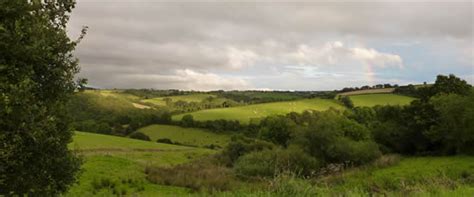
[68,0,473,90]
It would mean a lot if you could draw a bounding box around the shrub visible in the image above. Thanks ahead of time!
[220,135,275,166]
[300,110,381,165]
[181,114,194,127]
[156,138,173,144]
[129,132,151,141]
[234,147,320,177]
[339,96,354,109]
[327,138,382,165]
[258,115,296,147]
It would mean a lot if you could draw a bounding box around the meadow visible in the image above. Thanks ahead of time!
[138,124,230,147]
[141,93,216,106]
[338,88,395,96]
[66,132,214,196]
[173,98,345,123]
[349,93,415,107]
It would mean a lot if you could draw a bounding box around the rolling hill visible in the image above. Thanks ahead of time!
[172,98,345,123]
[349,94,415,107]
[138,124,230,147]
[67,131,214,196]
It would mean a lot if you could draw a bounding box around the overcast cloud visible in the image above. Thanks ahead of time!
[68,0,473,90]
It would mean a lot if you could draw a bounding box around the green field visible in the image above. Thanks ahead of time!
[338,88,395,96]
[317,156,474,195]
[142,93,216,106]
[77,90,154,111]
[173,98,345,123]
[138,124,230,147]
[349,94,415,107]
[67,132,214,196]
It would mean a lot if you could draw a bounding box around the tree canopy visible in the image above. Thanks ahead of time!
[0,0,85,195]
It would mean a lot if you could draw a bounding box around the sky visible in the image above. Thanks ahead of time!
[67,0,473,91]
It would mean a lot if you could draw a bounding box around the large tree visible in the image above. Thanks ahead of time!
[0,0,85,195]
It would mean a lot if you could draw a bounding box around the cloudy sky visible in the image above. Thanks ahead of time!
[68,0,473,91]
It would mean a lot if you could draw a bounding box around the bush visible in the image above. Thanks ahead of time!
[258,115,295,147]
[234,147,320,177]
[181,114,194,127]
[156,138,173,144]
[129,132,151,141]
[327,138,382,165]
[339,96,354,109]
[220,135,275,166]
[299,110,381,165]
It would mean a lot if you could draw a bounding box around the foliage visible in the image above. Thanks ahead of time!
[129,132,151,141]
[258,115,296,147]
[220,135,275,166]
[181,114,194,127]
[371,74,473,155]
[298,110,381,165]
[339,96,354,108]
[234,147,320,177]
[0,0,84,195]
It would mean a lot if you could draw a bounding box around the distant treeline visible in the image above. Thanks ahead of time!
[338,83,399,93]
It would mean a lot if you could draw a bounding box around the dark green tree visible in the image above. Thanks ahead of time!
[181,114,195,127]
[339,96,354,109]
[0,1,85,195]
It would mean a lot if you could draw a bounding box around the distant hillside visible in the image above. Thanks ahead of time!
[338,88,395,96]
[349,94,415,107]
[172,98,345,124]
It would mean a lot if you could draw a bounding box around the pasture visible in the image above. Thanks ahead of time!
[173,98,345,123]
[317,156,474,195]
[138,124,230,147]
[338,88,395,96]
[67,132,214,196]
[349,94,415,107]
[142,93,216,106]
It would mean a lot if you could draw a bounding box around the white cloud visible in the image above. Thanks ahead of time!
[287,41,403,69]
[118,69,251,90]
[226,47,259,69]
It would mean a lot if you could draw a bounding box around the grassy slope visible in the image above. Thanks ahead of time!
[317,156,474,195]
[173,98,345,123]
[349,93,415,107]
[142,93,216,106]
[67,132,214,196]
[79,90,153,111]
[139,124,230,147]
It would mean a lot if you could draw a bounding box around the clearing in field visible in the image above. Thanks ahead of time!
[67,131,214,196]
[138,124,230,147]
[142,93,216,106]
[173,98,344,123]
[349,94,415,107]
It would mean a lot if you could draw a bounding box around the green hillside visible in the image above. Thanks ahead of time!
[317,156,474,195]
[67,132,214,196]
[173,98,345,123]
[138,124,230,147]
[142,93,216,106]
[349,94,415,107]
